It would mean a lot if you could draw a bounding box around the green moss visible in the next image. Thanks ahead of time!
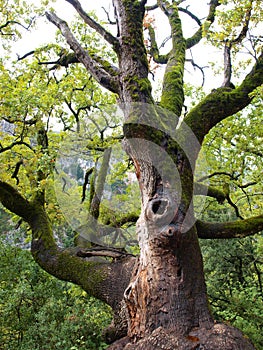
[124,75,152,101]
[158,4,186,116]
[56,251,105,292]
[160,66,185,116]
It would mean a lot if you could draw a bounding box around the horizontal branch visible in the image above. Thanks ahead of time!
[75,246,135,259]
[196,214,263,239]
[0,181,33,222]
[65,0,119,48]
[0,140,34,153]
[103,212,139,227]
[0,18,35,32]
[45,11,119,94]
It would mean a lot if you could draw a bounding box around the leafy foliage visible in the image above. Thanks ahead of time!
[0,236,111,350]
[201,235,263,350]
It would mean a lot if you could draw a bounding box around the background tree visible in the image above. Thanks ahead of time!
[0,0,263,349]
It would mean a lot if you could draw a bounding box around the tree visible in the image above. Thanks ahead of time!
[1,0,263,349]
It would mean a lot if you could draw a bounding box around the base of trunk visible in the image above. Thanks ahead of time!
[107,323,255,350]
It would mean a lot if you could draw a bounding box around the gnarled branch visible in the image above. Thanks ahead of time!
[185,50,263,143]
[0,180,135,308]
[46,11,120,94]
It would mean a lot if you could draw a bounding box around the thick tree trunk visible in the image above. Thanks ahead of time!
[124,226,212,339]
[106,108,256,349]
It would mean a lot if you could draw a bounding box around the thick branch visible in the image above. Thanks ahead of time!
[65,0,119,49]
[194,182,227,204]
[103,212,139,228]
[45,11,119,94]
[159,2,186,115]
[75,246,134,259]
[0,180,134,308]
[196,215,263,239]
[0,181,33,222]
[185,50,263,143]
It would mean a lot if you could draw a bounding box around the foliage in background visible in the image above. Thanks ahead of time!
[0,233,111,350]
[201,234,263,350]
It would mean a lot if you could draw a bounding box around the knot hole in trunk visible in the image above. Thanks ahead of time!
[152,199,168,215]
[146,197,176,226]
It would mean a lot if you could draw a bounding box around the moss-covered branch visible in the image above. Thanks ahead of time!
[194,182,227,204]
[0,180,134,308]
[159,1,185,115]
[46,11,120,94]
[196,215,263,239]
[185,51,263,143]
[185,0,220,49]
[148,25,168,64]
[0,181,33,222]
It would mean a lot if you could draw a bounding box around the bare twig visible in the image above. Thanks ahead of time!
[65,0,119,48]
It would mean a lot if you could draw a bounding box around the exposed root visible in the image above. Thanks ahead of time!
[107,323,256,350]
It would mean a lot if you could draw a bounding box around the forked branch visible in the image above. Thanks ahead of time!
[46,11,119,94]
[222,1,253,87]
[185,50,263,143]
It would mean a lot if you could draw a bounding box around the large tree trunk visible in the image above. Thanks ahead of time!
[124,226,212,339]
[106,107,256,349]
